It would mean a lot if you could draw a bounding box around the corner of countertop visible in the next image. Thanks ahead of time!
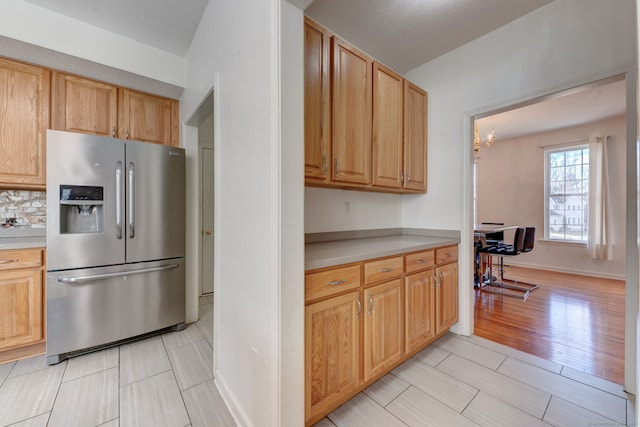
[0,227,46,249]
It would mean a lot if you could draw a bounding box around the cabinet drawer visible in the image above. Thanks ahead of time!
[405,250,435,274]
[306,264,361,303]
[364,256,403,284]
[0,249,43,271]
[436,246,458,265]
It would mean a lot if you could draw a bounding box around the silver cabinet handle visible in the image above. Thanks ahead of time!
[356,294,362,318]
[433,273,438,287]
[368,295,374,314]
[380,267,393,273]
[112,126,116,138]
[125,129,130,139]
[115,161,122,239]
[322,155,328,177]
[416,259,426,264]
[57,264,179,284]
[439,272,444,285]
[400,171,404,183]
[0,259,17,264]
[335,158,340,176]
[128,162,135,239]
[327,279,346,286]
[407,173,411,182]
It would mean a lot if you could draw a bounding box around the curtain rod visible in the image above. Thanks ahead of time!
[538,136,608,150]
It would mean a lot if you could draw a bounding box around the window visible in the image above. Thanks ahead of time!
[545,145,589,242]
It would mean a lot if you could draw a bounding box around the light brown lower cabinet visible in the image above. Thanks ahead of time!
[305,244,458,425]
[305,290,360,422]
[0,248,45,352]
[364,279,404,381]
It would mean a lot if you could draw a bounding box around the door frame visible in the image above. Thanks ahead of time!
[461,70,638,394]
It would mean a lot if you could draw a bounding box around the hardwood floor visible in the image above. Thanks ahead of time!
[474,265,625,385]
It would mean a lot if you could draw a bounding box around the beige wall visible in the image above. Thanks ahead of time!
[476,114,627,279]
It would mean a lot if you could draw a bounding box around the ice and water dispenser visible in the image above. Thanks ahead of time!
[59,185,104,234]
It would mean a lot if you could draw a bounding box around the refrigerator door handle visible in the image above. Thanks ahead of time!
[115,161,123,239]
[57,263,180,284]
[128,161,135,239]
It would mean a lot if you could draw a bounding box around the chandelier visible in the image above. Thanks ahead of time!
[473,122,496,153]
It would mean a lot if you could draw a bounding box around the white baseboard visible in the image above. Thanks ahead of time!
[214,370,249,427]
[503,261,626,281]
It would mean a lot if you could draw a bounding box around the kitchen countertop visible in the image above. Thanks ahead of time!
[0,228,46,250]
[305,234,459,270]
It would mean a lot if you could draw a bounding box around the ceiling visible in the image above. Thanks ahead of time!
[477,78,627,141]
[23,0,209,57]
[20,0,626,140]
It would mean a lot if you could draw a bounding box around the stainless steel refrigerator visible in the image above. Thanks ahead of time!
[45,130,185,365]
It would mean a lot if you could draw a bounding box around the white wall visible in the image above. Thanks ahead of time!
[403,0,636,389]
[305,187,402,232]
[476,115,627,279]
[182,0,304,425]
[0,0,184,87]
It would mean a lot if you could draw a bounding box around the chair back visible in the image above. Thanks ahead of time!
[513,227,526,253]
[482,222,504,243]
[522,227,536,253]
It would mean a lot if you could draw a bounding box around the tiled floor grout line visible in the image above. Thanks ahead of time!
[162,333,194,427]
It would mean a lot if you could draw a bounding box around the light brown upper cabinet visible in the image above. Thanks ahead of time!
[0,58,50,190]
[331,37,372,186]
[303,17,427,194]
[52,72,118,138]
[404,81,428,192]
[52,72,179,146]
[119,89,179,146]
[372,63,403,189]
[304,17,330,183]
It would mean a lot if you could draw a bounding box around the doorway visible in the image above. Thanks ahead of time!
[471,76,628,384]
[199,119,214,296]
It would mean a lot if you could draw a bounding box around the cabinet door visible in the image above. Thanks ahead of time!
[372,62,403,189]
[364,279,404,381]
[52,72,118,138]
[0,268,43,350]
[304,18,330,182]
[405,270,435,354]
[331,37,371,185]
[0,58,50,189]
[436,262,458,334]
[306,291,360,422]
[404,81,427,192]
[119,89,179,146]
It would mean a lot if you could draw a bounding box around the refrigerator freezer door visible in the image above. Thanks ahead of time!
[125,141,185,263]
[46,130,125,271]
[46,258,186,363]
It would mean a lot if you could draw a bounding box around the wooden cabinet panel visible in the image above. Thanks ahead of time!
[0,249,43,271]
[405,271,435,354]
[405,250,435,274]
[305,263,361,303]
[0,267,43,350]
[404,81,427,191]
[436,262,458,334]
[364,279,404,381]
[436,245,458,265]
[119,89,179,146]
[52,72,118,137]
[372,62,403,189]
[364,256,403,285]
[305,291,360,422]
[304,18,330,182]
[0,58,50,189]
[331,37,371,185]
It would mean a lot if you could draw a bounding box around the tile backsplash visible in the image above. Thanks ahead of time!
[0,190,46,228]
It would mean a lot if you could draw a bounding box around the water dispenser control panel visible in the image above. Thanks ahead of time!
[59,185,105,234]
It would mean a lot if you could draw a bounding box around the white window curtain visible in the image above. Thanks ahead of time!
[588,135,613,260]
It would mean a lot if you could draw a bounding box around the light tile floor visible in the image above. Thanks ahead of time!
[316,333,636,427]
[0,295,235,427]
[0,297,636,426]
